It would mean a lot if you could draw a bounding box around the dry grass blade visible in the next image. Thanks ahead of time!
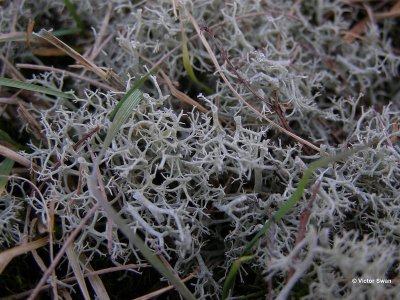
[159,69,209,113]
[17,64,116,91]
[59,289,73,300]
[26,19,35,48]
[171,0,178,19]
[0,53,25,81]
[188,13,320,152]
[138,54,210,113]
[89,3,112,61]
[17,104,46,144]
[180,16,213,94]
[30,248,48,273]
[27,203,100,300]
[0,237,48,274]
[82,254,111,300]
[87,161,196,300]
[375,1,400,19]
[343,17,369,44]
[0,144,38,169]
[390,121,399,144]
[0,96,24,105]
[7,264,149,299]
[47,192,58,300]
[65,245,91,300]
[0,32,32,43]
[34,29,125,91]
[31,47,82,57]
[51,126,99,171]
[344,1,400,43]
[88,33,115,62]
[133,272,197,300]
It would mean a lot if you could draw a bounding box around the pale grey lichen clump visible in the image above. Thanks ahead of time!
[1,0,399,298]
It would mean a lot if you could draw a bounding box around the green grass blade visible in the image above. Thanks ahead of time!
[222,142,376,299]
[87,167,196,300]
[90,70,196,298]
[0,129,23,150]
[62,0,84,31]
[244,143,373,254]
[99,87,143,160]
[181,26,213,94]
[221,255,254,300]
[0,77,75,99]
[51,28,82,37]
[0,158,14,195]
[109,72,153,122]
[104,70,156,157]
[0,28,81,43]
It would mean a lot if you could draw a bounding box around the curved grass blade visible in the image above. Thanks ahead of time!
[0,237,48,274]
[181,20,213,94]
[221,255,254,300]
[88,165,196,300]
[109,71,154,122]
[65,245,91,300]
[222,141,377,299]
[90,71,195,299]
[0,77,75,99]
[99,87,143,160]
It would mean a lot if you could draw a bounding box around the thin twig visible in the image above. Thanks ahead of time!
[89,3,113,61]
[27,203,100,300]
[188,13,320,152]
[202,24,316,141]
[16,64,117,91]
[34,30,125,91]
[51,126,100,171]
[133,270,197,300]
[147,10,300,74]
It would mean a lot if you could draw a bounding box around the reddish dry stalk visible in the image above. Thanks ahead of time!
[287,181,321,279]
[201,26,295,134]
[51,126,100,171]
